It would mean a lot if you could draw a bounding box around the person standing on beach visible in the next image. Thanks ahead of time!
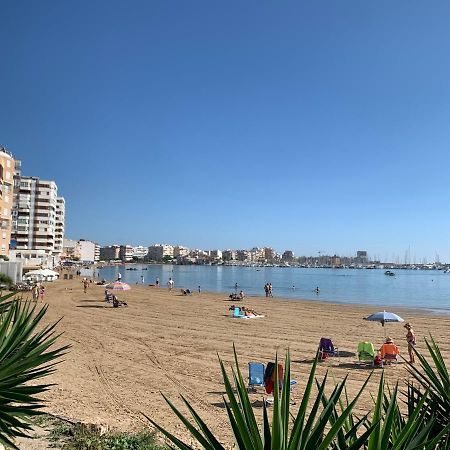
[198,285,201,293]
[268,283,273,297]
[167,277,174,291]
[264,283,269,297]
[141,275,145,284]
[117,272,122,281]
[404,322,416,363]
[32,284,39,302]
[83,278,89,294]
[39,285,45,302]
[156,277,160,287]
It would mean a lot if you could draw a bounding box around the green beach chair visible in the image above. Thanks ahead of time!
[357,341,375,366]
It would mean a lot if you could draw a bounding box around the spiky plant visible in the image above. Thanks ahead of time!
[403,336,450,447]
[146,346,379,450]
[0,294,69,449]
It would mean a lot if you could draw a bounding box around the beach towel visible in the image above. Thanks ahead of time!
[264,363,283,394]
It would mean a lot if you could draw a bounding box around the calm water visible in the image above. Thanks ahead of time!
[92,265,450,312]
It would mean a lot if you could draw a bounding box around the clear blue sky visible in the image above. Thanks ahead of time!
[1,1,450,262]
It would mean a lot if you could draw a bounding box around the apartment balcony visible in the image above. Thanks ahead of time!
[14,229,29,235]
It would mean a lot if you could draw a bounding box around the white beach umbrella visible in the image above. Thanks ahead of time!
[364,310,404,337]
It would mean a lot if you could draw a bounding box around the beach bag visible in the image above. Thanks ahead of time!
[374,355,383,367]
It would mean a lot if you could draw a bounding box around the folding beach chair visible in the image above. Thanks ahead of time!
[248,362,265,391]
[319,337,339,360]
[233,307,245,318]
[357,341,375,366]
[379,343,400,367]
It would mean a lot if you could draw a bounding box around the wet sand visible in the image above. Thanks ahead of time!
[34,277,450,446]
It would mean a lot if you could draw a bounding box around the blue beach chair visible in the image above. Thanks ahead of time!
[248,362,265,391]
[233,307,245,318]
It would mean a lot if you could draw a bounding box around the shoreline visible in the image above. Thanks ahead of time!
[91,264,450,313]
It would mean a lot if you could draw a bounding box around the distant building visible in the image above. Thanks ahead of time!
[54,198,65,255]
[62,238,98,263]
[62,239,78,260]
[0,147,15,258]
[331,255,341,266]
[264,247,276,262]
[173,245,190,257]
[100,245,120,260]
[132,246,148,259]
[94,243,100,262]
[222,250,236,261]
[209,249,222,260]
[147,244,174,261]
[282,250,294,262]
[236,250,250,261]
[356,250,368,264]
[119,245,134,262]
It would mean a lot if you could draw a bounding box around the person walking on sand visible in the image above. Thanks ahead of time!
[32,284,39,302]
[404,322,416,363]
[83,278,89,294]
[39,285,45,302]
[167,277,174,291]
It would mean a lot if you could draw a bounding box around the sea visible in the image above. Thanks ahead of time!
[87,265,450,313]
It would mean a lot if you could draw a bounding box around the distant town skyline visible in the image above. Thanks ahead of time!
[3,2,450,261]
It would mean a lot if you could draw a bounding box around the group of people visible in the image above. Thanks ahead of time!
[375,322,416,365]
[229,290,245,300]
[31,283,45,302]
[264,283,273,297]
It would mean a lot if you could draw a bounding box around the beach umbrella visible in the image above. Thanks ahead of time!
[364,311,404,337]
[105,281,131,291]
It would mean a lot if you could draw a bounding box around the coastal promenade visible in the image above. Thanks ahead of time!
[36,278,450,445]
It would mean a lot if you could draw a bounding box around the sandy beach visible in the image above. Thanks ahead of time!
[33,276,450,446]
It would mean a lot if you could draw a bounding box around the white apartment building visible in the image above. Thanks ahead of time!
[55,197,65,254]
[10,164,65,268]
[132,245,148,259]
[62,238,98,263]
[94,244,100,262]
